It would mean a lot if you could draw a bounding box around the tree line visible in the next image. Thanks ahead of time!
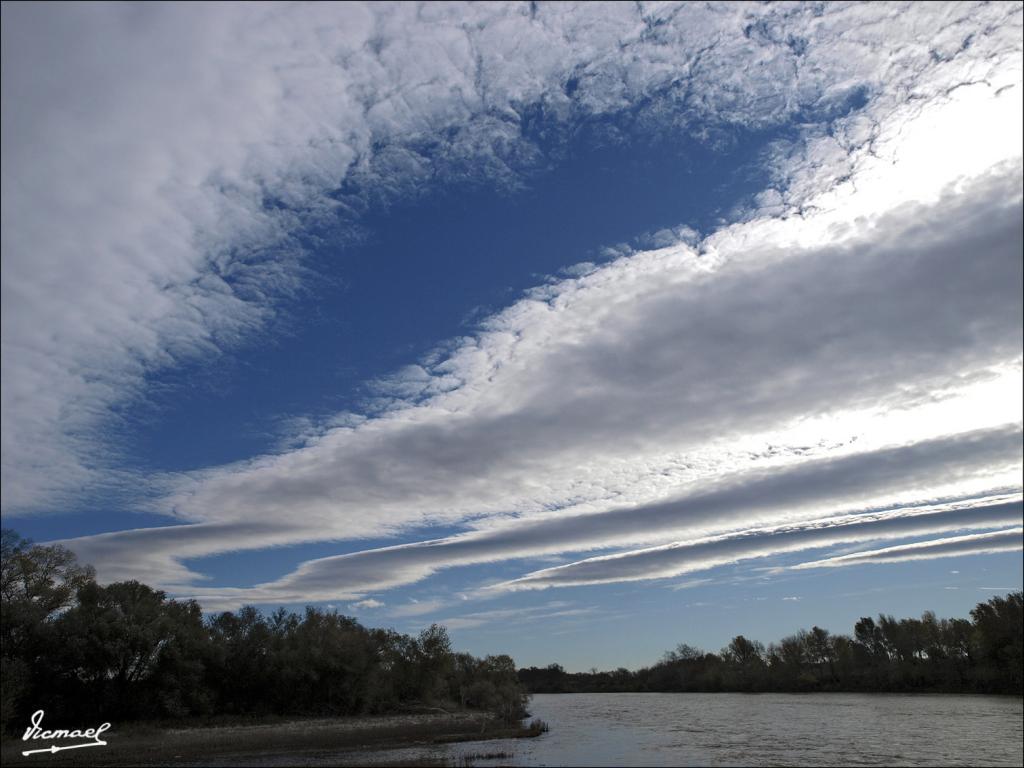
[519,591,1023,696]
[0,530,526,734]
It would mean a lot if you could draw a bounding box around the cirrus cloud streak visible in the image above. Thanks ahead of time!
[791,528,1024,570]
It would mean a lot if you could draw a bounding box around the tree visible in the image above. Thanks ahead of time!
[805,626,835,682]
[971,591,1024,692]
[415,624,454,705]
[53,580,208,719]
[854,617,886,661]
[723,635,763,667]
[0,530,95,730]
[464,654,527,723]
[721,635,766,690]
[662,643,704,663]
[779,631,808,669]
[1,530,95,653]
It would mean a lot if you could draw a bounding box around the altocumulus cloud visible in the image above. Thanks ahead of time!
[2,2,1021,607]
[6,0,947,513]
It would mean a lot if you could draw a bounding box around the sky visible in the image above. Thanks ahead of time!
[1,1,1022,672]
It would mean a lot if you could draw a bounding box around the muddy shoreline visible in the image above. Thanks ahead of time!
[2,712,539,767]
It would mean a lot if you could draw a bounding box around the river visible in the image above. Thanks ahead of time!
[356,692,1024,766]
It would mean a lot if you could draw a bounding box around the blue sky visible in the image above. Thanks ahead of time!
[2,1,1022,671]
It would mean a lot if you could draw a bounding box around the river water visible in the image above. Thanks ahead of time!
[358,692,1024,766]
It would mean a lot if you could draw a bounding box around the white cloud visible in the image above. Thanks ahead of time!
[978,587,1022,591]
[4,1,1020,513]
[3,3,1021,606]
[496,498,1022,591]
[669,579,713,592]
[63,165,1023,602]
[437,601,592,631]
[130,428,1020,607]
[791,529,1024,570]
[349,598,384,610]
[386,599,450,619]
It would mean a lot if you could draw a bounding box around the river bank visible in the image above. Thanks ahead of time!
[1,712,546,767]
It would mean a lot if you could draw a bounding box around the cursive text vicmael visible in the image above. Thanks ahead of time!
[23,709,111,743]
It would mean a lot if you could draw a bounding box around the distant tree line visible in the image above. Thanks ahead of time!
[520,592,1023,696]
[0,530,526,734]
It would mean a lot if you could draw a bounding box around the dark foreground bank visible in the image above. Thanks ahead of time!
[1,712,548,767]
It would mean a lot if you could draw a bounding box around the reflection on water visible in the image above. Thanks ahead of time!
[355,692,1024,767]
